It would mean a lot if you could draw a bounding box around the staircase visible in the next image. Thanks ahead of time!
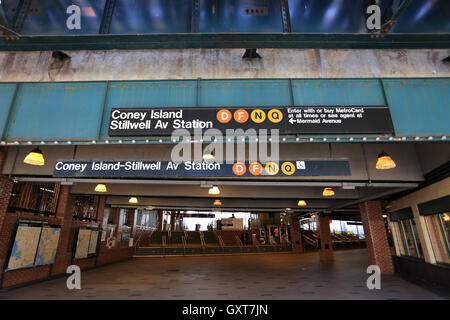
[135,244,292,256]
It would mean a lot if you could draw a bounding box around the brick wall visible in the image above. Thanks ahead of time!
[0,147,7,175]
[317,214,334,263]
[289,218,303,253]
[0,182,137,288]
[0,211,63,287]
[360,200,394,274]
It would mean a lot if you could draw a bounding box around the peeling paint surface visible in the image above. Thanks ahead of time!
[0,49,449,82]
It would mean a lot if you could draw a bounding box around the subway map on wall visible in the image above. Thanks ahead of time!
[6,225,42,271]
[35,227,61,266]
[88,230,99,255]
[74,229,91,259]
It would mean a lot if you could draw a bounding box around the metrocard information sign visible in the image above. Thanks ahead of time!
[53,159,351,178]
[108,106,394,136]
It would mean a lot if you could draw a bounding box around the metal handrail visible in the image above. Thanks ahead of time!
[182,235,186,255]
[251,234,260,252]
[217,235,225,248]
[235,235,243,253]
[235,235,243,246]
[134,231,143,250]
[199,232,206,249]
[302,234,316,245]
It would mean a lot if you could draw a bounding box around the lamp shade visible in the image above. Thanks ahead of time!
[213,199,222,206]
[376,152,396,170]
[208,186,220,195]
[297,200,307,206]
[202,149,215,161]
[23,148,45,166]
[323,187,335,196]
[129,197,138,204]
[94,184,107,192]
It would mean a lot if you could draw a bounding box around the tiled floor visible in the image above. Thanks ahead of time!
[0,249,448,300]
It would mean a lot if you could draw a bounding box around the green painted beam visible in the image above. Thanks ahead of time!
[0,33,449,51]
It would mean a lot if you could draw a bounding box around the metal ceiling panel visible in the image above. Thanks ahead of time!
[109,0,192,34]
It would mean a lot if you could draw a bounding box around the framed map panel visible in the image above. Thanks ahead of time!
[74,228,91,259]
[88,230,99,255]
[34,227,61,266]
[6,225,42,271]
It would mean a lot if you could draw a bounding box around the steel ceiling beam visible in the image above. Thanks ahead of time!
[381,0,412,33]
[0,33,449,51]
[10,0,31,33]
[13,177,419,189]
[99,0,117,34]
[329,186,416,210]
[279,0,291,33]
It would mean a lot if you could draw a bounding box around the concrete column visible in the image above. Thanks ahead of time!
[360,200,394,274]
[289,217,303,253]
[158,210,163,231]
[317,214,334,263]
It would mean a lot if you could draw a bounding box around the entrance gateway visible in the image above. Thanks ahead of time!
[0,78,449,296]
[0,78,448,300]
[0,0,449,305]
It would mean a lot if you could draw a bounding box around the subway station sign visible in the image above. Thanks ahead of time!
[108,106,394,136]
[53,159,351,178]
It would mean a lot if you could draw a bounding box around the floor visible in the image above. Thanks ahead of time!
[0,249,447,300]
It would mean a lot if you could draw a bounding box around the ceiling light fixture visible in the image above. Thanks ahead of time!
[297,200,307,206]
[129,197,138,204]
[208,186,220,195]
[376,151,396,170]
[202,146,215,161]
[323,187,335,196]
[94,184,107,193]
[23,148,45,166]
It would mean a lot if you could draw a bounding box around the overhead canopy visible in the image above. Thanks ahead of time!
[2,0,449,35]
[0,78,449,144]
[0,0,449,50]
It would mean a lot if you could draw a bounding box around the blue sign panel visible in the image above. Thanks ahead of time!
[53,159,351,178]
[107,106,394,136]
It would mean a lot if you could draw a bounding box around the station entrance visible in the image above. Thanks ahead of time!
[2,138,448,293]
[0,77,448,297]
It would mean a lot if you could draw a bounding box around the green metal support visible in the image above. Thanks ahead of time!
[0,33,449,51]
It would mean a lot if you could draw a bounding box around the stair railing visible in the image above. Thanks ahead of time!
[134,231,144,253]
[212,230,219,245]
[217,235,225,253]
[199,232,206,250]
[302,234,316,245]
[235,235,243,252]
[251,234,260,252]
[182,235,187,255]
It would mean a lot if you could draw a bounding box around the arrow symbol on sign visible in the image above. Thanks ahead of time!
[289,118,296,124]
